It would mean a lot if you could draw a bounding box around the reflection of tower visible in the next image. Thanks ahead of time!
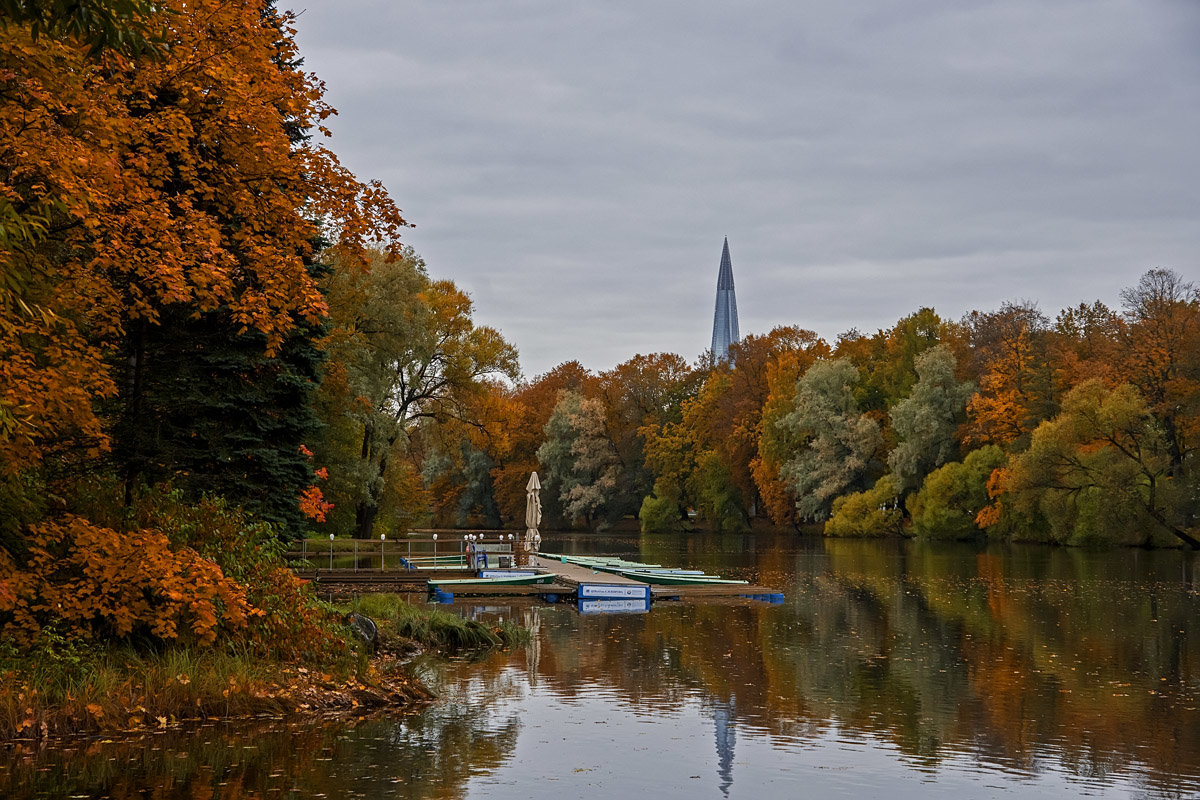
[710,238,740,363]
[712,697,736,796]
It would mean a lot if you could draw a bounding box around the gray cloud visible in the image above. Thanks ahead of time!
[292,0,1200,378]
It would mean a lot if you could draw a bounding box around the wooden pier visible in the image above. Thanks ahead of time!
[296,555,783,605]
[426,556,782,603]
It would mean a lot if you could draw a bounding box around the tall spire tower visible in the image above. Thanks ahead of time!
[710,237,740,363]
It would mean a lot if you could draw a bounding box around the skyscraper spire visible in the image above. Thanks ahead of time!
[711,237,740,363]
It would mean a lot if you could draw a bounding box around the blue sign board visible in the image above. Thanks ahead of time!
[577,583,651,601]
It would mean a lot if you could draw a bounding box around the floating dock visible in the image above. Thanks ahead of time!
[298,555,783,607]
[427,554,782,606]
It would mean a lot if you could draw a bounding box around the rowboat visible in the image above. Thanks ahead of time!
[610,569,748,586]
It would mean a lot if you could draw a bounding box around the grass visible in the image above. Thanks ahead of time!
[0,596,529,739]
[0,640,340,739]
[343,594,530,653]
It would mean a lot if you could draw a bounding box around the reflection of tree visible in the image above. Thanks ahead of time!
[5,537,1198,798]
[527,536,1200,798]
[0,670,522,800]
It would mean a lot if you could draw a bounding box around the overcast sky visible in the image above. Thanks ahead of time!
[291,0,1200,379]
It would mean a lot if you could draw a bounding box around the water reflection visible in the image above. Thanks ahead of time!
[2,534,1198,799]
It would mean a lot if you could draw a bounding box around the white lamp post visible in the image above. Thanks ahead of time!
[328,533,334,571]
[432,533,438,564]
[380,533,386,572]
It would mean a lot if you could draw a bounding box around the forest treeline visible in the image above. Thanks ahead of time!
[1,0,1197,670]
[389,270,1198,550]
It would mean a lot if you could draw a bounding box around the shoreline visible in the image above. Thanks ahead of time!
[0,647,436,742]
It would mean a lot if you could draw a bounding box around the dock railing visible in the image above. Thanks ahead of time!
[288,532,528,572]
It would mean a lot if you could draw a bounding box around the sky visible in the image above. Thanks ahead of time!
[290,0,1200,380]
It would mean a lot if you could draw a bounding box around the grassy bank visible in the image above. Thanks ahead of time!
[0,597,525,740]
[343,594,529,653]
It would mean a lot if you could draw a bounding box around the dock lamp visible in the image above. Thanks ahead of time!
[433,533,438,563]
[380,533,385,572]
[329,533,334,571]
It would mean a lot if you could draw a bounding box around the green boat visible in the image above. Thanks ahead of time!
[540,553,747,586]
[612,569,748,586]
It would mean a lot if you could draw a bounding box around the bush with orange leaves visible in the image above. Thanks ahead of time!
[0,515,253,649]
[0,492,345,661]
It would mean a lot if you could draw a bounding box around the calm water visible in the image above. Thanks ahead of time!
[3,532,1199,799]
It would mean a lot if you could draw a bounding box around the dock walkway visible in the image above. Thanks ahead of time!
[531,556,644,586]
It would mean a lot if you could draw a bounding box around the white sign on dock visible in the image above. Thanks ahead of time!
[478,570,537,578]
[579,598,651,614]
[577,583,651,601]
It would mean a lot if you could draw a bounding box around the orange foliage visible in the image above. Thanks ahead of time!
[965,312,1051,446]
[491,362,598,524]
[752,336,831,525]
[298,485,333,523]
[0,0,405,474]
[0,516,254,647]
[0,2,402,651]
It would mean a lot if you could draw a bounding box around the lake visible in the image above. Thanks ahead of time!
[3,531,1198,799]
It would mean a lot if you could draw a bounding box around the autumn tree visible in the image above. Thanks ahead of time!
[318,248,518,538]
[989,380,1197,548]
[489,362,596,526]
[751,333,831,525]
[1,0,405,648]
[778,359,884,522]
[964,302,1055,447]
[907,445,1005,539]
[1048,301,1123,394]
[1119,269,1199,488]
[537,391,622,527]
[887,344,974,494]
[591,353,700,520]
[639,371,752,532]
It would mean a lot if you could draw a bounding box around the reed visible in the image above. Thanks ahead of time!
[345,594,530,652]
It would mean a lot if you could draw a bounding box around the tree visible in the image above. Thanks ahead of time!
[964,302,1055,447]
[0,0,405,648]
[1048,301,1123,394]
[907,445,1005,539]
[1119,269,1200,483]
[537,391,622,527]
[1,0,406,507]
[751,334,832,525]
[489,361,595,527]
[887,345,974,494]
[318,248,519,538]
[778,359,883,522]
[824,475,903,537]
[595,353,700,520]
[835,308,945,415]
[990,380,1197,548]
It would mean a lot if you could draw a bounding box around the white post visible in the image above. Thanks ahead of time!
[328,533,334,571]
[380,533,386,572]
